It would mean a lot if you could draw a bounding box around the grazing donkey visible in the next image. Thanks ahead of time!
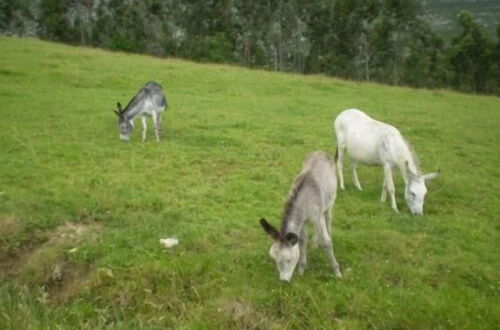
[114,81,167,142]
[334,109,439,215]
[259,151,342,282]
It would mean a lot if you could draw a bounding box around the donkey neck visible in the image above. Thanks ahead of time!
[123,106,142,120]
[278,195,304,241]
[122,93,147,120]
[279,209,304,241]
[278,172,311,240]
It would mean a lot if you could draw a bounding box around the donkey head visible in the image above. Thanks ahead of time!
[114,102,133,141]
[404,161,439,216]
[260,218,299,282]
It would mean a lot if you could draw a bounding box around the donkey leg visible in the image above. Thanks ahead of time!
[141,116,147,141]
[158,112,163,135]
[152,111,160,142]
[325,208,332,237]
[311,209,327,249]
[318,215,342,278]
[383,164,398,212]
[381,176,388,202]
[297,227,308,275]
[337,146,345,190]
[351,161,363,191]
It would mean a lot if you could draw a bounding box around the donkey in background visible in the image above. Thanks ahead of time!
[114,81,168,142]
[334,109,439,215]
[260,151,342,282]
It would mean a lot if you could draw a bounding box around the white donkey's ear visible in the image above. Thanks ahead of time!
[423,171,440,181]
[405,161,417,180]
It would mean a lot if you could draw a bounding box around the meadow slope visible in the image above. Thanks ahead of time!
[0,37,499,329]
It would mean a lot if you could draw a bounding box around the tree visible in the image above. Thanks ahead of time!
[448,11,494,93]
[491,23,500,94]
[67,0,96,46]
[39,0,75,42]
[0,0,40,36]
[402,21,446,88]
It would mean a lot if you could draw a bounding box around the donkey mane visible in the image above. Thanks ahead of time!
[122,90,144,113]
[279,171,315,241]
[122,87,149,115]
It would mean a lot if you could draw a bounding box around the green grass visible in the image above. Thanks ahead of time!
[0,36,499,329]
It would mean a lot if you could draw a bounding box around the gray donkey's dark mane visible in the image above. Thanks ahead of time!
[123,88,147,114]
[279,171,311,241]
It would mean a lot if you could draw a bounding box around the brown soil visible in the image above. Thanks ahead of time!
[0,220,101,302]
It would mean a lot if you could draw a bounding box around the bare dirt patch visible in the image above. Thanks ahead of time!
[0,217,22,237]
[0,221,102,302]
[0,217,32,279]
[44,262,93,303]
[217,299,271,329]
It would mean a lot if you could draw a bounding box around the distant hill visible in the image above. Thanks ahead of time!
[424,0,499,40]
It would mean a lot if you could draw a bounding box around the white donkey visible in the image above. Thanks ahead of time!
[114,81,168,142]
[334,109,439,215]
[260,151,342,282]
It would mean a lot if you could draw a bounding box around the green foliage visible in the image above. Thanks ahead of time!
[39,0,75,42]
[109,32,141,53]
[182,33,235,63]
[0,36,499,329]
[1,0,499,94]
[425,0,499,40]
[448,11,495,93]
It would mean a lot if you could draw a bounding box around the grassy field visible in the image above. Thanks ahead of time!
[0,36,499,329]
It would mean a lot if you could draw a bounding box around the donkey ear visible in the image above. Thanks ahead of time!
[405,161,417,180]
[423,171,440,181]
[259,218,279,241]
[285,233,299,246]
[113,110,121,117]
[117,102,123,112]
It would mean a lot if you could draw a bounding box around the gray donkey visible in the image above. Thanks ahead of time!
[260,151,342,282]
[114,81,168,142]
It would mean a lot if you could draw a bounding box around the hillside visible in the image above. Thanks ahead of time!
[425,0,499,39]
[0,37,499,329]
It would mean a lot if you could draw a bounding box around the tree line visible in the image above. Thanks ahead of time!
[1,0,499,95]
